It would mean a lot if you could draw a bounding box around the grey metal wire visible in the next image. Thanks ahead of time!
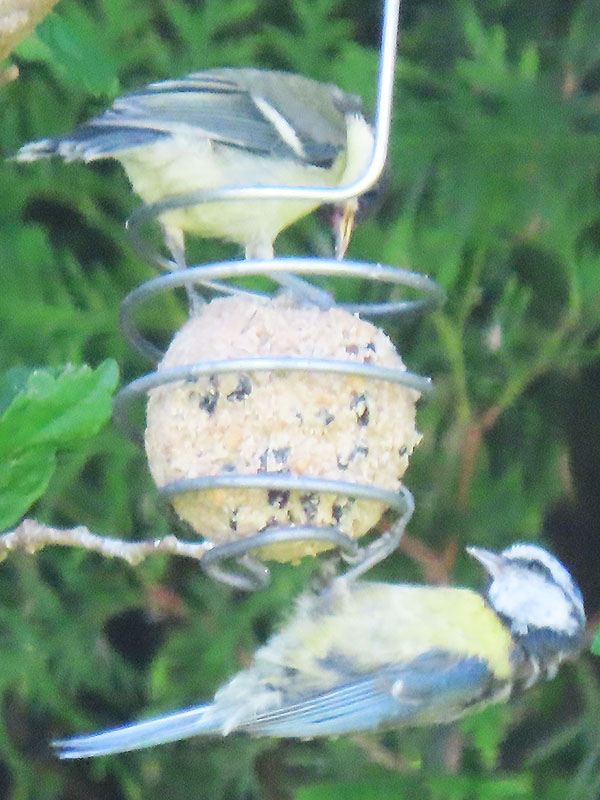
[199,486,415,591]
[114,357,433,443]
[115,0,438,589]
[119,258,444,363]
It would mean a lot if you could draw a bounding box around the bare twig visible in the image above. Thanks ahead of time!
[458,405,502,509]
[398,533,458,585]
[0,518,209,564]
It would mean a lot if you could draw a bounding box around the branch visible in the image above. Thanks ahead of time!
[0,518,209,564]
[398,532,458,585]
[458,404,502,509]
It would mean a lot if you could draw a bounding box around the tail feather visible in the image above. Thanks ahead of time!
[13,138,64,162]
[54,702,223,759]
[15,125,166,163]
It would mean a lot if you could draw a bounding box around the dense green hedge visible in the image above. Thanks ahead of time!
[1,0,600,798]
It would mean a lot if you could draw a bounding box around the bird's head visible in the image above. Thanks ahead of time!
[467,543,586,674]
[320,166,390,260]
[320,109,389,260]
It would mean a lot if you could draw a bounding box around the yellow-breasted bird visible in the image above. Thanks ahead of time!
[53,543,586,758]
[15,68,376,263]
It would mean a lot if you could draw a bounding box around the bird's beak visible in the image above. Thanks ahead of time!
[466,546,507,578]
[334,198,358,260]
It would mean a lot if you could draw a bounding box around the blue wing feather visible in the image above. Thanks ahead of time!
[16,70,344,165]
[248,653,495,737]
[53,651,497,757]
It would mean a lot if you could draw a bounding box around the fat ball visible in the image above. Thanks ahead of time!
[145,294,421,561]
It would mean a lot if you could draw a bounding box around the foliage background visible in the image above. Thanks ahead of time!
[1,0,600,797]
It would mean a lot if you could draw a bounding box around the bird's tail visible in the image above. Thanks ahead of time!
[15,124,165,163]
[13,138,62,161]
[54,703,227,759]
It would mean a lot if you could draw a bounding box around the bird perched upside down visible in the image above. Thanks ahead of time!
[55,543,586,759]
[15,68,376,263]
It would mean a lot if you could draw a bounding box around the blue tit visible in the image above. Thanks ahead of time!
[15,68,375,262]
[54,542,586,759]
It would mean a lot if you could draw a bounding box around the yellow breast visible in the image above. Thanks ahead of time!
[118,135,346,249]
[261,582,514,684]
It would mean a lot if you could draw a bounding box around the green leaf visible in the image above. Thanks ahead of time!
[0,367,33,416]
[0,361,118,460]
[296,776,426,800]
[519,43,539,81]
[0,445,56,531]
[429,773,532,799]
[565,0,600,82]
[22,10,119,96]
[459,704,512,769]
[0,361,118,530]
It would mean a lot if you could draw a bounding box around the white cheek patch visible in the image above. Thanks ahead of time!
[489,570,581,636]
[503,544,585,621]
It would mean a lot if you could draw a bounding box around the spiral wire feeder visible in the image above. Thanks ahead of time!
[113,0,445,590]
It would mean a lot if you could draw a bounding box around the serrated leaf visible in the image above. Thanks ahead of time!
[0,360,118,460]
[0,361,118,530]
[0,367,35,416]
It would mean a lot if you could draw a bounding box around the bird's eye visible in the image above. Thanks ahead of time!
[519,559,552,578]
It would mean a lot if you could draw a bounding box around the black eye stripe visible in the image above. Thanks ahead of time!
[511,558,554,579]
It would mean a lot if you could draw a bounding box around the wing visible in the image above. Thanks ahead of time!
[246,651,499,738]
[16,69,357,166]
[53,650,499,758]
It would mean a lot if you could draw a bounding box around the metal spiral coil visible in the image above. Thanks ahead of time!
[111,0,445,590]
